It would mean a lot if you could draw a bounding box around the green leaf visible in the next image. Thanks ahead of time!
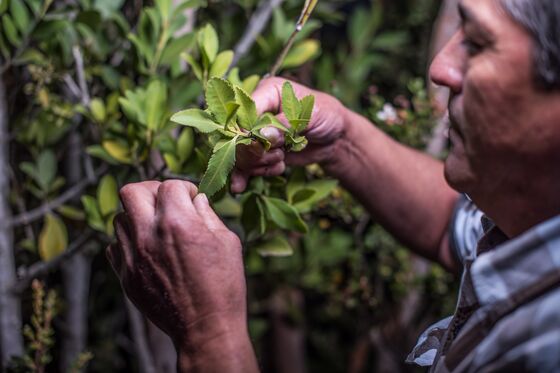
[163,153,181,173]
[171,108,222,133]
[177,127,194,163]
[281,81,301,124]
[182,52,203,81]
[56,205,85,221]
[205,77,236,124]
[38,214,68,261]
[234,86,257,130]
[0,0,8,14]
[81,195,105,232]
[102,140,132,164]
[297,95,314,132]
[155,0,171,21]
[242,75,260,94]
[197,23,218,64]
[10,0,30,34]
[262,197,308,233]
[128,33,154,64]
[37,149,56,190]
[209,50,233,78]
[2,14,21,46]
[86,145,119,165]
[255,236,294,257]
[286,133,308,152]
[282,39,320,69]
[90,98,106,122]
[199,136,238,198]
[241,193,267,237]
[97,174,119,216]
[145,79,167,131]
[161,33,195,65]
[224,101,240,125]
[293,180,338,213]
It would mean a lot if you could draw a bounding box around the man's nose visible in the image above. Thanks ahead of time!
[429,32,464,94]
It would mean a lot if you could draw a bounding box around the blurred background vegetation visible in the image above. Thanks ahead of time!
[0,0,459,372]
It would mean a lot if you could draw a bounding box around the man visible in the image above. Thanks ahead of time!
[106,0,560,371]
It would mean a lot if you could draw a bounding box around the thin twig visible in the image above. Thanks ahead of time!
[269,0,318,77]
[230,0,285,71]
[8,165,108,227]
[11,231,93,295]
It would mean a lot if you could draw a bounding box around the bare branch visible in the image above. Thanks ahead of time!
[72,46,91,106]
[125,299,157,373]
[230,0,285,71]
[11,231,94,295]
[0,74,24,366]
[8,164,108,227]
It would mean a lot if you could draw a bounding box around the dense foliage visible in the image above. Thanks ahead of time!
[0,0,457,371]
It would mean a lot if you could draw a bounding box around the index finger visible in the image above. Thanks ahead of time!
[119,181,160,242]
[252,77,284,115]
[155,180,199,221]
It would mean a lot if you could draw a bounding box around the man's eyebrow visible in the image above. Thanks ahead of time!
[458,2,493,35]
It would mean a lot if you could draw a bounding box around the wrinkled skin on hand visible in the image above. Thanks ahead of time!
[231,77,348,193]
[106,180,247,349]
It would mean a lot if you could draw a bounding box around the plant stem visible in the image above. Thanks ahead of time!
[269,0,319,77]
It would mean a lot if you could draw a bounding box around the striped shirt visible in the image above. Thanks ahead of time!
[407,195,560,372]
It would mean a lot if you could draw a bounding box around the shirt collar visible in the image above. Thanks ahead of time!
[470,214,560,306]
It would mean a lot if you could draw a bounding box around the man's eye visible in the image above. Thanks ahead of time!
[461,38,483,56]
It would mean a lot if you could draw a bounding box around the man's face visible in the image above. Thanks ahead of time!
[430,0,560,201]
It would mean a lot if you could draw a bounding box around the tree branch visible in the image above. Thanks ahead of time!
[0,73,24,367]
[72,45,91,106]
[230,0,285,71]
[125,299,157,373]
[8,164,108,227]
[11,231,94,295]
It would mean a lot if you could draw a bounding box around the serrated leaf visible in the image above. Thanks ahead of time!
[234,86,257,130]
[225,101,239,125]
[199,136,238,198]
[97,174,119,216]
[145,79,167,131]
[10,0,30,33]
[255,236,294,257]
[209,50,233,78]
[90,98,106,122]
[102,140,132,164]
[262,197,308,233]
[205,77,235,124]
[81,195,105,232]
[297,95,314,132]
[281,81,301,124]
[171,108,222,133]
[197,23,218,64]
[38,214,68,261]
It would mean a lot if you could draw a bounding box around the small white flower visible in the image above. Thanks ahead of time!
[377,103,398,123]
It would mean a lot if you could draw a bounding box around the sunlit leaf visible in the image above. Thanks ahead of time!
[97,174,119,217]
[282,39,320,69]
[102,140,132,164]
[234,86,257,130]
[38,214,68,261]
[171,108,222,133]
[205,77,236,124]
[199,136,238,198]
[281,81,301,124]
[209,50,233,78]
[255,236,294,257]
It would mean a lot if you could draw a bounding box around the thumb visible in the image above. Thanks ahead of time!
[259,126,285,149]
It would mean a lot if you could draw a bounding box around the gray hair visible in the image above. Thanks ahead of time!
[502,0,560,90]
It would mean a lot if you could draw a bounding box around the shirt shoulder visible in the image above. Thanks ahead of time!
[469,286,560,372]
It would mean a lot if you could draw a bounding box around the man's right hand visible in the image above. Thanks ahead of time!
[230,77,349,193]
